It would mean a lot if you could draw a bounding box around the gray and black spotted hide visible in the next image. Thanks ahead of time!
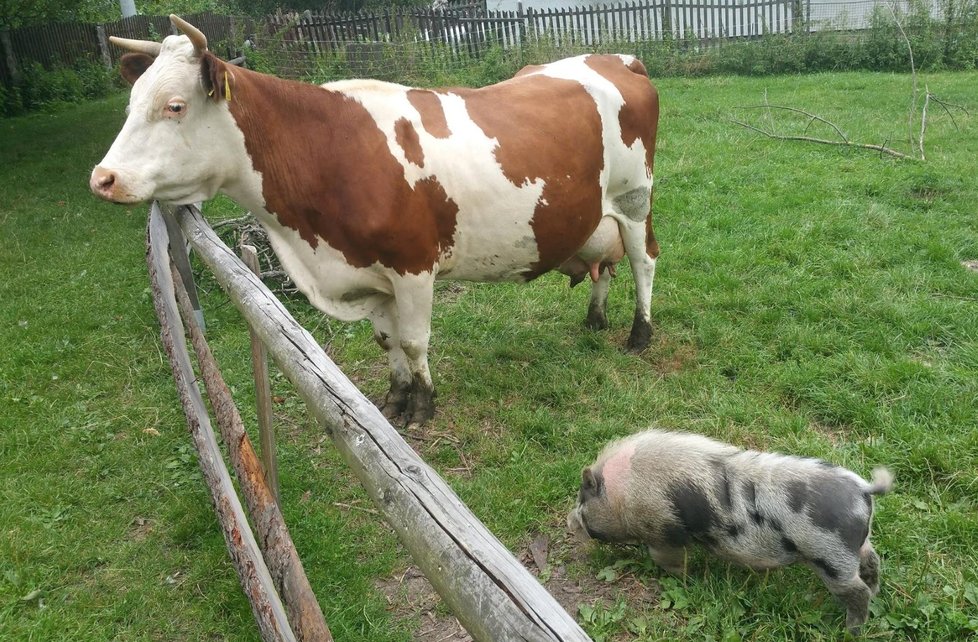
[567,429,893,634]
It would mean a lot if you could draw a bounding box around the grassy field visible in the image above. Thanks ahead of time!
[2,69,977,641]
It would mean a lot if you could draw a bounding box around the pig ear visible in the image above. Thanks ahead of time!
[582,467,600,491]
[120,53,154,85]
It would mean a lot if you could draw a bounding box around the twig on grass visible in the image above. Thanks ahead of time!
[887,2,919,156]
[744,105,849,143]
[729,117,916,160]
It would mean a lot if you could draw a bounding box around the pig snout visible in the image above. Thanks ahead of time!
[566,507,589,542]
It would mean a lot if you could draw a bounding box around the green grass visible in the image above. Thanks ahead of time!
[2,69,977,641]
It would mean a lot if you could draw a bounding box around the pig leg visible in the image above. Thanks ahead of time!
[647,544,687,575]
[814,563,872,634]
[858,542,881,596]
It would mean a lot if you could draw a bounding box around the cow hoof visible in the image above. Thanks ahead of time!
[584,304,609,331]
[378,385,410,422]
[626,313,653,352]
[404,390,436,426]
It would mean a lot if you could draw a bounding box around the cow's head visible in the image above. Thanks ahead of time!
[90,15,241,205]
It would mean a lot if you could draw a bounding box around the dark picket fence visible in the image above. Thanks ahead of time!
[0,0,922,87]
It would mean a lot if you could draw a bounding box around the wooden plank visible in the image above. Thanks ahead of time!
[161,204,206,333]
[146,204,295,642]
[171,204,592,642]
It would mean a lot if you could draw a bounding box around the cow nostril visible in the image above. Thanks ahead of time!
[98,173,115,189]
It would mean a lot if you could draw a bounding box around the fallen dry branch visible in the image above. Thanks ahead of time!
[730,116,916,160]
[744,104,850,143]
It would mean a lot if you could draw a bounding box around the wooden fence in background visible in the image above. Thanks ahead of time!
[0,11,241,86]
[1,0,806,86]
[261,0,801,55]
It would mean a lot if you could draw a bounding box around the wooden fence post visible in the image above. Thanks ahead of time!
[241,244,280,503]
[161,204,206,333]
[662,0,673,39]
[96,24,112,68]
[1,30,18,83]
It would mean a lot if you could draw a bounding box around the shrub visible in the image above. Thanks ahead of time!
[2,59,116,116]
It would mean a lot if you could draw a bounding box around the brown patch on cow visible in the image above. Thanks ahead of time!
[395,117,425,167]
[584,55,659,176]
[407,89,451,139]
[462,75,605,278]
[514,63,546,77]
[120,53,154,86]
[208,54,458,275]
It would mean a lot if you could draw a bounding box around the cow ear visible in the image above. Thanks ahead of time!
[200,52,234,102]
[120,53,154,85]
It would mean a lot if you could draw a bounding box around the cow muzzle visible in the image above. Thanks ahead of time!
[90,166,138,203]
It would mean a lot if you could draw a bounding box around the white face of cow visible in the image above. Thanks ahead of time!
[91,35,241,205]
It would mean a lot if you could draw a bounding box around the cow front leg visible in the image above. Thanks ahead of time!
[585,268,613,330]
[392,276,436,426]
[613,190,657,352]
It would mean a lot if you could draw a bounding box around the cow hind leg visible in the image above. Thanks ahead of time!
[612,188,657,352]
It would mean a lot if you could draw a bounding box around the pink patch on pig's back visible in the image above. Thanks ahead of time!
[600,443,635,502]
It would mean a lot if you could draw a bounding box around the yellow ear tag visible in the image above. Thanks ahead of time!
[224,72,232,102]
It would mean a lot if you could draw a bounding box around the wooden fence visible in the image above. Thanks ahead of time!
[149,202,593,641]
[0,0,926,87]
[2,1,804,86]
[260,0,801,56]
[0,11,241,85]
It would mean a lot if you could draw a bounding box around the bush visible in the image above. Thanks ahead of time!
[1,59,116,117]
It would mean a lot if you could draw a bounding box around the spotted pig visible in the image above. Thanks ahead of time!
[567,429,893,633]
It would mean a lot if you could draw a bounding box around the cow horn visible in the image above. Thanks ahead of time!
[170,14,208,57]
[108,36,162,57]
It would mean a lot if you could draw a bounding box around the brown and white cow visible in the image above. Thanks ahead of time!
[91,15,660,425]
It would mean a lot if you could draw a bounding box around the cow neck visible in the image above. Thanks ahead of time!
[219,65,361,245]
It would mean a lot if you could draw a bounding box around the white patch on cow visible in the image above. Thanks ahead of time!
[329,84,546,282]
[254,213,398,321]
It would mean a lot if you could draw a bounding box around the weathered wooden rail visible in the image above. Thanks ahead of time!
[148,202,592,642]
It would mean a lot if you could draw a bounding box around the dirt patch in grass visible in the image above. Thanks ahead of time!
[128,517,155,542]
[375,529,659,641]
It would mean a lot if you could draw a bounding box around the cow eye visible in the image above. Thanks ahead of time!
[164,100,187,118]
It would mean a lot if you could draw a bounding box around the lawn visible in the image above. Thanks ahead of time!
[1,68,977,641]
